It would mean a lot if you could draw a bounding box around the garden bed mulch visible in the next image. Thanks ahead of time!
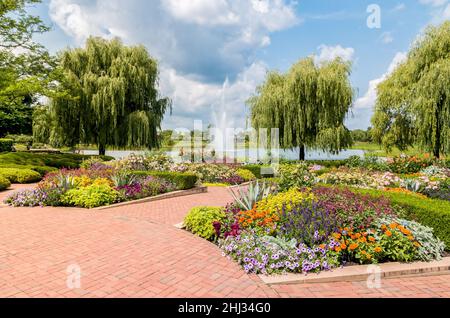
[92,185,207,210]
[259,257,450,285]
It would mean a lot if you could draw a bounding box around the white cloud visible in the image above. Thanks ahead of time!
[47,0,298,128]
[419,0,448,7]
[443,3,450,18]
[380,31,394,44]
[418,0,450,22]
[354,52,407,110]
[160,61,268,129]
[314,44,355,64]
[391,3,406,12]
[48,0,298,82]
[161,0,239,26]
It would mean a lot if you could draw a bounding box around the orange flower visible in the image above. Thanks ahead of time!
[414,242,421,247]
[335,246,342,252]
[369,237,376,242]
[407,235,414,241]
[374,246,382,253]
[381,224,387,230]
[349,243,359,251]
[366,253,372,260]
[385,230,392,237]
[355,233,361,239]
[340,243,347,250]
[389,223,397,229]
[333,233,341,240]
[319,244,326,249]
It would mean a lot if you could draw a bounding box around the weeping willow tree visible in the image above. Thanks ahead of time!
[372,21,450,158]
[43,37,170,155]
[248,57,353,160]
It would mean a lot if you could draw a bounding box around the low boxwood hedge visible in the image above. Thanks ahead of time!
[0,164,57,177]
[0,168,42,184]
[0,139,14,152]
[348,187,450,250]
[0,175,11,191]
[0,152,114,169]
[131,171,198,190]
[240,165,274,178]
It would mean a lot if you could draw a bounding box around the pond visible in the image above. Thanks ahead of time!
[81,148,365,161]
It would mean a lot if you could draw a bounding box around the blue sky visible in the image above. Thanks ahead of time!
[29,0,450,130]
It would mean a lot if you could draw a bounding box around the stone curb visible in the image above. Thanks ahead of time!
[92,186,208,211]
[259,257,450,285]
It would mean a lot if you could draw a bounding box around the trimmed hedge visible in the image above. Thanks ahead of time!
[348,187,450,250]
[0,175,11,191]
[0,168,42,183]
[131,171,198,190]
[0,139,14,152]
[0,152,113,169]
[240,165,274,178]
[0,164,57,177]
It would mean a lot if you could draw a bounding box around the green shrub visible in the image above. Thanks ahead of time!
[131,171,197,190]
[278,163,315,191]
[0,152,114,169]
[0,168,42,183]
[184,206,225,240]
[0,175,11,191]
[240,165,274,178]
[4,134,33,144]
[0,139,14,152]
[30,165,58,176]
[61,184,120,208]
[236,168,256,181]
[348,187,450,250]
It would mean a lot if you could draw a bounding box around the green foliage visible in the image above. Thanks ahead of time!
[235,168,256,181]
[131,171,197,190]
[349,187,450,250]
[184,206,225,240]
[4,134,33,144]
[248,57,353,160]
[45,37,171,155]
[0,152,113,169]
[0,1,57,138]
[61,184,120,208]
[372,21,450,158]
[0,167,41,183]
[351,129,372,142]
[378,217,445,261]
[278,163,315,191]
[0,138,13,152]
[240,164,274,178]
[0,175,10,191]
[228,180,276,210]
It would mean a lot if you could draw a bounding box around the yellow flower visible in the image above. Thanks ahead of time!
[374,246,382,253]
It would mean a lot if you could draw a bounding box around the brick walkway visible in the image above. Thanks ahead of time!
[0,185,449,298]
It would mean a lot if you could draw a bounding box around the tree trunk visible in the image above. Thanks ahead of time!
[299,145,305,161]
[433,107,441,159]
[98,143,106,156]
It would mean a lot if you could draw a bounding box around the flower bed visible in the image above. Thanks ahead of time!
[183,179,446,276]
[113,152,255,185]
[4,163,196,208]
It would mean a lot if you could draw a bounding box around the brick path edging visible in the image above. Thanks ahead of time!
[260,257,450,285]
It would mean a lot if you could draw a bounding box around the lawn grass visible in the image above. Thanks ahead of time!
[350,142,425,157]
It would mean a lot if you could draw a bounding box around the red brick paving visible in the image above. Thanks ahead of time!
[0,185,449,298]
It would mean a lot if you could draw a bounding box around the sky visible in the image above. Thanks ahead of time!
[28,0,450,131]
